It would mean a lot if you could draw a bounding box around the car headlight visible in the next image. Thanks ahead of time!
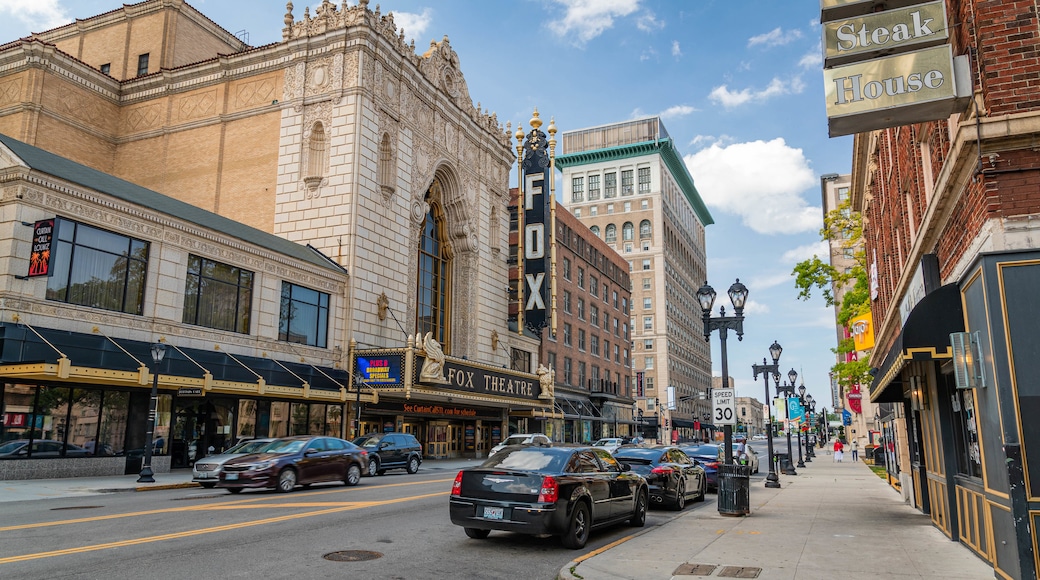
[247,460,277,471]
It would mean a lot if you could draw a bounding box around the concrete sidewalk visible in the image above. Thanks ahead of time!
[560,454,994,580]
[0,457,480,502]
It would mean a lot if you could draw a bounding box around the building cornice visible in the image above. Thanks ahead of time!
[556,138,714,227]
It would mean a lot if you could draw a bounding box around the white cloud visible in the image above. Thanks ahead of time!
[636,12,664,32]
[0,0,69,32]
[672,40,682,57]
[689,134,735,148]
[748,27,802,48]
[392,8,433,43]
[684,138,821,234]
[547,0,641,45]
[799,41,823,69]
[659,104,697,119]
[750,272,797,291]
[781,241,830,263]
[640,46,658,61]
[741,299,770,316]
[708,76,805,109]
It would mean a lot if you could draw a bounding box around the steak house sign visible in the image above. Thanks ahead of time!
[821,0,970,137]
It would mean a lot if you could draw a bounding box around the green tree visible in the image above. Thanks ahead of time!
[792,199,873,390]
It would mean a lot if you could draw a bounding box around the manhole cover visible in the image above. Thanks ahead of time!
[718,566,762,578]
[674,563,718,576]
[323,550,383,562]
[50,506,102,511]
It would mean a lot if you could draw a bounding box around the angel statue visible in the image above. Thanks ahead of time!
[537,363,555,400]
[418,332,446,383]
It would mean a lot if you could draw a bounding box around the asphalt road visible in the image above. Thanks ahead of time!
[0,469,716,580]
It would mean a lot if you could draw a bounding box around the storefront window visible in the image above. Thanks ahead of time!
[99,391,129,456]
[952,389,983,478]
[325,405,343,437]
[237,400,257,438]
[68,389,102,454]
[270,402,289,438]
[309,403,326,434]
[1,383,36,443]
[290,403,309,435]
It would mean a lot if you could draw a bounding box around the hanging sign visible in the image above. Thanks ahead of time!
[823,1,948,68]
[848,385,863,414]
[518,116,555,334]
[28,218,55,277]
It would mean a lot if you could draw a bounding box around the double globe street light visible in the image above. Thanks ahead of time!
[752,341,783,488]
[138,342,166,483]
[695,279,748,464]
[774,369,800,476]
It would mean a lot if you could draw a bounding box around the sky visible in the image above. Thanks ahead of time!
[0,0,852,412]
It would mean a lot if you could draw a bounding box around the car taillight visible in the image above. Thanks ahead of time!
[451,471,464,496]
[706,462,719,469]
[650,466,675,475]
[537,476,559,503]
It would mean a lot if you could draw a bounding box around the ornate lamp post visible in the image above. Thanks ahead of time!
[752,341,783,488]
[138,342,166,483]
[795,384,807,468]
[805,397,816,460]
[695,279,748,464]
[775,369,799,476]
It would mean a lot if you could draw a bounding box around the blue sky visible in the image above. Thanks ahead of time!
[0,0,852,410]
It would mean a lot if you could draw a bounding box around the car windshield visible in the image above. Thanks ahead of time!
[263,439,307,454]
[0,441,25,454]
[481,448,567,472]
[593,439,615,446]
[227,440,275,454]
[684,445,718,456]
[353,435,382,447]
[500,435,530,446]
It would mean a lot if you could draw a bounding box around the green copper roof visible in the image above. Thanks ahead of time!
[556,137,714,226]
[0,133,346,275]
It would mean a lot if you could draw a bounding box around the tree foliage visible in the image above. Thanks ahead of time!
[792,198,873,389]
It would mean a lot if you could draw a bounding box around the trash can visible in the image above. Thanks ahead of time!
[124,455,143,475]
[717,463,752,516]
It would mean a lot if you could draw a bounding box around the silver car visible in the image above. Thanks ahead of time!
[192,438,276,488]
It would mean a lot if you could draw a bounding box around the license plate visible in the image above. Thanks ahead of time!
[483,506,504,520]
[225,473,238,481]
[198,472,211,478]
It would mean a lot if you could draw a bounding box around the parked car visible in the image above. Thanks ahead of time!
[192,438,276,488]
[613,445,706,510]
[733,443,761,474]
[592,437,625,454]
[449,445,649,549]
[353,432,423,476]
[752,434,768,441]
[487,433,551,457]
[217,436,367,493]
[680,444,722,491]
[0,439,91,459]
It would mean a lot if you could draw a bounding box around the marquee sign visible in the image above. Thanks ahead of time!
[414,355,543,401]
[824,1,948,68]
[517,112,556,334]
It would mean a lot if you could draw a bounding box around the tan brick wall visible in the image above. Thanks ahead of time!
[74,25,128,75]
[169,12,242,69]
[33,115,115,175]
[218,112,281,232]
[159,125,223,212]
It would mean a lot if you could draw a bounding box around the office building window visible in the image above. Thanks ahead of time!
[578,329,586,351]
[511,348,531,372]
[641,199,649,210]
[643,316,653,330]
[622,222,634,241]
[605,224,617,243]
[643,277,651,290]
[638,167,651,192]
[571,176,584,202]
[589,277,598,297]
[563,291,572,313]
[640,220,652,239]
[642,259,651,270]
[644,339,654,349]
[590,206,598,216]
[621,297,628,313]
[614,344,620,363]
[624,201,631,212]
[577,298,585,320]
[613,291,618,308]
[577,267,585,288]
[279,282,329,347]
[100,63,111,75]
[590,225,600,238]
[590,305,599,327]
[644,297,652,310]
[606,204,614,214]
[605,172,617,197]
[588,174,600,200]
[46,219,149,315]
[591,335,599,356]
[136,53,150,76]
[184,254,254,333]
[621,169,633,195]
[563,257,571,279]
[642,241,651,251]
[613,318,620,336]
[645,356,654,369]
[625,243,633,253]
[578,362,586,389]
[564,357,573,385]
[564,323,572,346]
[574,208,581,218]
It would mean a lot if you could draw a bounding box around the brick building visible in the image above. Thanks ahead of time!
[844,1,1040,576]
[0,0,547,471]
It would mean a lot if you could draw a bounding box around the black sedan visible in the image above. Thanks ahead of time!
[217,436,368,493]
[613,446,706,510]
[681,444,722,491]
[449,445,649,549]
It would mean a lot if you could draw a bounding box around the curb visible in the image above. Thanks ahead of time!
[135,482,201,492]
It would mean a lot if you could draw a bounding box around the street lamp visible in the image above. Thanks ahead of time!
[805,398,816,460]
[138,342,166,483]
[751,340,783,488]
[775,371,798,476]
[795,384,806,468]
[695,279,748,465]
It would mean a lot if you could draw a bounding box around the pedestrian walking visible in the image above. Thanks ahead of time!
[850,439,859,461]
[833,439,844,462]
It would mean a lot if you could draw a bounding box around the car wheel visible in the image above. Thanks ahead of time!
[367,458,380,477]
[345,463,362,487]
[406,456,420,474]
[200,482,216,489]
[695,477,706,502]
[226,488,243,494]
[673,479,686,511]
[464,528,491,540]
[629,489,648,527]
[561,501,591,549]
[276,468,297,493]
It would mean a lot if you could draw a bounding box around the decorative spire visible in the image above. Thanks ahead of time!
[284,2,294,28]
[529,108,542,131]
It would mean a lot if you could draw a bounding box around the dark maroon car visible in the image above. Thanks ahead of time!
[217,435,368,493]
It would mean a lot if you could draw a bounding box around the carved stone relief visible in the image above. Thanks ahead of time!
[342,51,359,89]
[0,79,22,107]
[123,102,162,132]
[175,90,217,122]
[234,78,276,110]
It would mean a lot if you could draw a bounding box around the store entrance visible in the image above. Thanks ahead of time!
[171,397,236,468]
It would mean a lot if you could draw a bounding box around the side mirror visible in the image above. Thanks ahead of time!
[304,449,318,456]
[620,462,631,472]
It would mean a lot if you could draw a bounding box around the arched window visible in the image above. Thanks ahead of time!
[605,223,617,243]
[307,122,327,179]
[622,221,634,241]
[639,219,652,239]
[379,132,395,195]
[416,187,451,348]
[590,225,600,238]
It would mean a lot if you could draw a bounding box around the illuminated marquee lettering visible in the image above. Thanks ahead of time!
[518,121,554,333]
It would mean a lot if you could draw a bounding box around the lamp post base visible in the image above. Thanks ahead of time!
[783,464,797,475]
[796,459,806,468]
[765,473,781,488]
[137,466,155,483]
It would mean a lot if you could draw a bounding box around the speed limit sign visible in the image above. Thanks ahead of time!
[713,388,736,425]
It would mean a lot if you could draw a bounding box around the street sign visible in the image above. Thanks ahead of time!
[713,388,736,425]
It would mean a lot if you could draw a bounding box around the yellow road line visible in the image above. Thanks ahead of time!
[0,477,454,532]
[0,491,448,565]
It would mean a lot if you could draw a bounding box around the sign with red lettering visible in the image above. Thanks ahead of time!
[3,413,27,427]
[28,218,55,277]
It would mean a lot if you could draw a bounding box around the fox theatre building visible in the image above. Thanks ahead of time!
[351,336,553,459]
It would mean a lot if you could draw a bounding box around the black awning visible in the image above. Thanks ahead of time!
[870,283,963,402]
[0,323,351,393]
[672,418,696,428]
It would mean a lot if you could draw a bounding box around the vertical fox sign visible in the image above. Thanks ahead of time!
[515,110,557,335]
